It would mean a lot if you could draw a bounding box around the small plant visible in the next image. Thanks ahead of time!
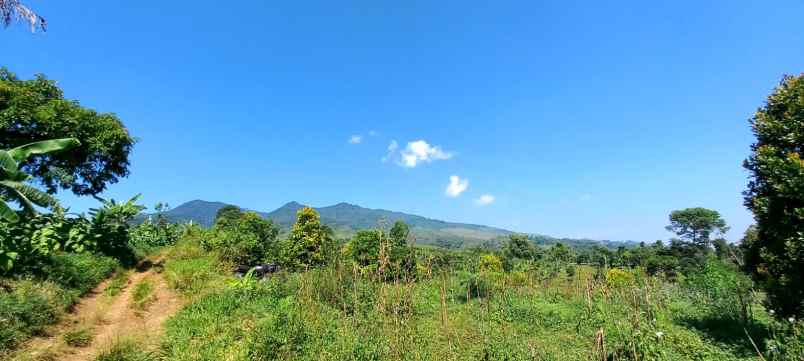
[95,338,155,361]
[103,270,130,297]
[63,327,92,347]
[130,279,155,311]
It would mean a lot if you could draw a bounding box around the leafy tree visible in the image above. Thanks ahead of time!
[214,205,243,228]
[349,229,382,268]
[0,0,45,31]
[742,74,804,318]
[207,211,279,265]
[666,207,729,249]
[389,220,410,247]
[281,207,333,270]
[503,234,537,260]
[0,68,135,196]
[0,138,80,222]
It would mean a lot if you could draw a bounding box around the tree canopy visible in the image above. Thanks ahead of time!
[742,74,804,318]
[0,68,135,196]
[665,208,729,248]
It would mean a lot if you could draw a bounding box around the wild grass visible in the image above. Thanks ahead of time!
[130,280,155,311]
[0,252,119,355]
[95,338,156,361]
[63,327,93,347]
[103,270,130,297]
[157,244,781,361]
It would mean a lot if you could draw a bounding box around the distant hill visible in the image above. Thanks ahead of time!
[141,199,633,248]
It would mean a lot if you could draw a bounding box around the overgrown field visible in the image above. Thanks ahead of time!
[150,236,801,361]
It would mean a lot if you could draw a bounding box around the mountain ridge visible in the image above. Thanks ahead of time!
[142,199,633,248]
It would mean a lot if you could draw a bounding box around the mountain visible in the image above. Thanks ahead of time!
[143,199,512,246]
[143,200,635,248]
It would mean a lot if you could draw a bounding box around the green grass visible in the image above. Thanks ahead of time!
[158,256,772,361]
[63,328,93,347]
[130,280,154,311]
[103,271,130,297]
[0,252,119,355]
[95,339,155,361]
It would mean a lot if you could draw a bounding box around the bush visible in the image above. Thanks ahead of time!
[606,268,635,288]
[41,252,119,296]
[684,258,754,323]
[204,211,279,265]
[0,279,66,353]
[478,254,503,273]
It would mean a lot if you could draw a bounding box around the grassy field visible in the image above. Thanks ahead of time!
[148,238,779,361]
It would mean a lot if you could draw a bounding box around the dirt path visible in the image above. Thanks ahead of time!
[13,258,184,361]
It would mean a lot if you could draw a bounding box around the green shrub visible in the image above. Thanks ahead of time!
[204,211,279,265]
[42,252,118,296]
[606,268,635,288]
[478,254,503,273]
[684,258,754,323]
[0,279,66,353]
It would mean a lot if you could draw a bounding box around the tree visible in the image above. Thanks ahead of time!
[0,138,80,222]
[389,220,410,247]
[214,205,243,228]
[207,211,279,265]
[0,0,45,31]
[0,68,135,196]
[281,207,332,270]
[742,74,804,318]
[503,234,537,260]
[665,207,729,249]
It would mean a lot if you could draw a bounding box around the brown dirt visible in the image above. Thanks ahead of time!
[12,258,184,361]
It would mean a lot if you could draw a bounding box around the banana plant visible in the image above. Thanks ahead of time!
[0,138,81,222]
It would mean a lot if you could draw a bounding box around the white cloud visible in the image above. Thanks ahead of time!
[399,140,453,168]
[348,135,362,144]
[381,140,398,163]
[368,130,379,136]
[475,194,495,206]
[445,175,468,197]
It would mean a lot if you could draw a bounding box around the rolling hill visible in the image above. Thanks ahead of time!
[141,200,634,248]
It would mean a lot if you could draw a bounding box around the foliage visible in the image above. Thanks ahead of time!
[203,211,279,265]
[478,254,503,273]
[666,207,729,249]
[85,195,145,266]
[742,73,804,319]
[0,252,117,354]
[0,68,135,196]
[684,258,755,324]
[0,138,81,223]
[348,229,382,268]
[129,203,181,250]
[503,233,538,261]
[605,268,635,287]
[214,205,243,227]
[281,207,333,270]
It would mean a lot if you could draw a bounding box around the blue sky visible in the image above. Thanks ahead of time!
[3,1,803,242]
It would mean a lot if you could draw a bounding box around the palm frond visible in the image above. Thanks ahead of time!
[8,138,80,162]
[0,180,57,214]
[0,198,19,222]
